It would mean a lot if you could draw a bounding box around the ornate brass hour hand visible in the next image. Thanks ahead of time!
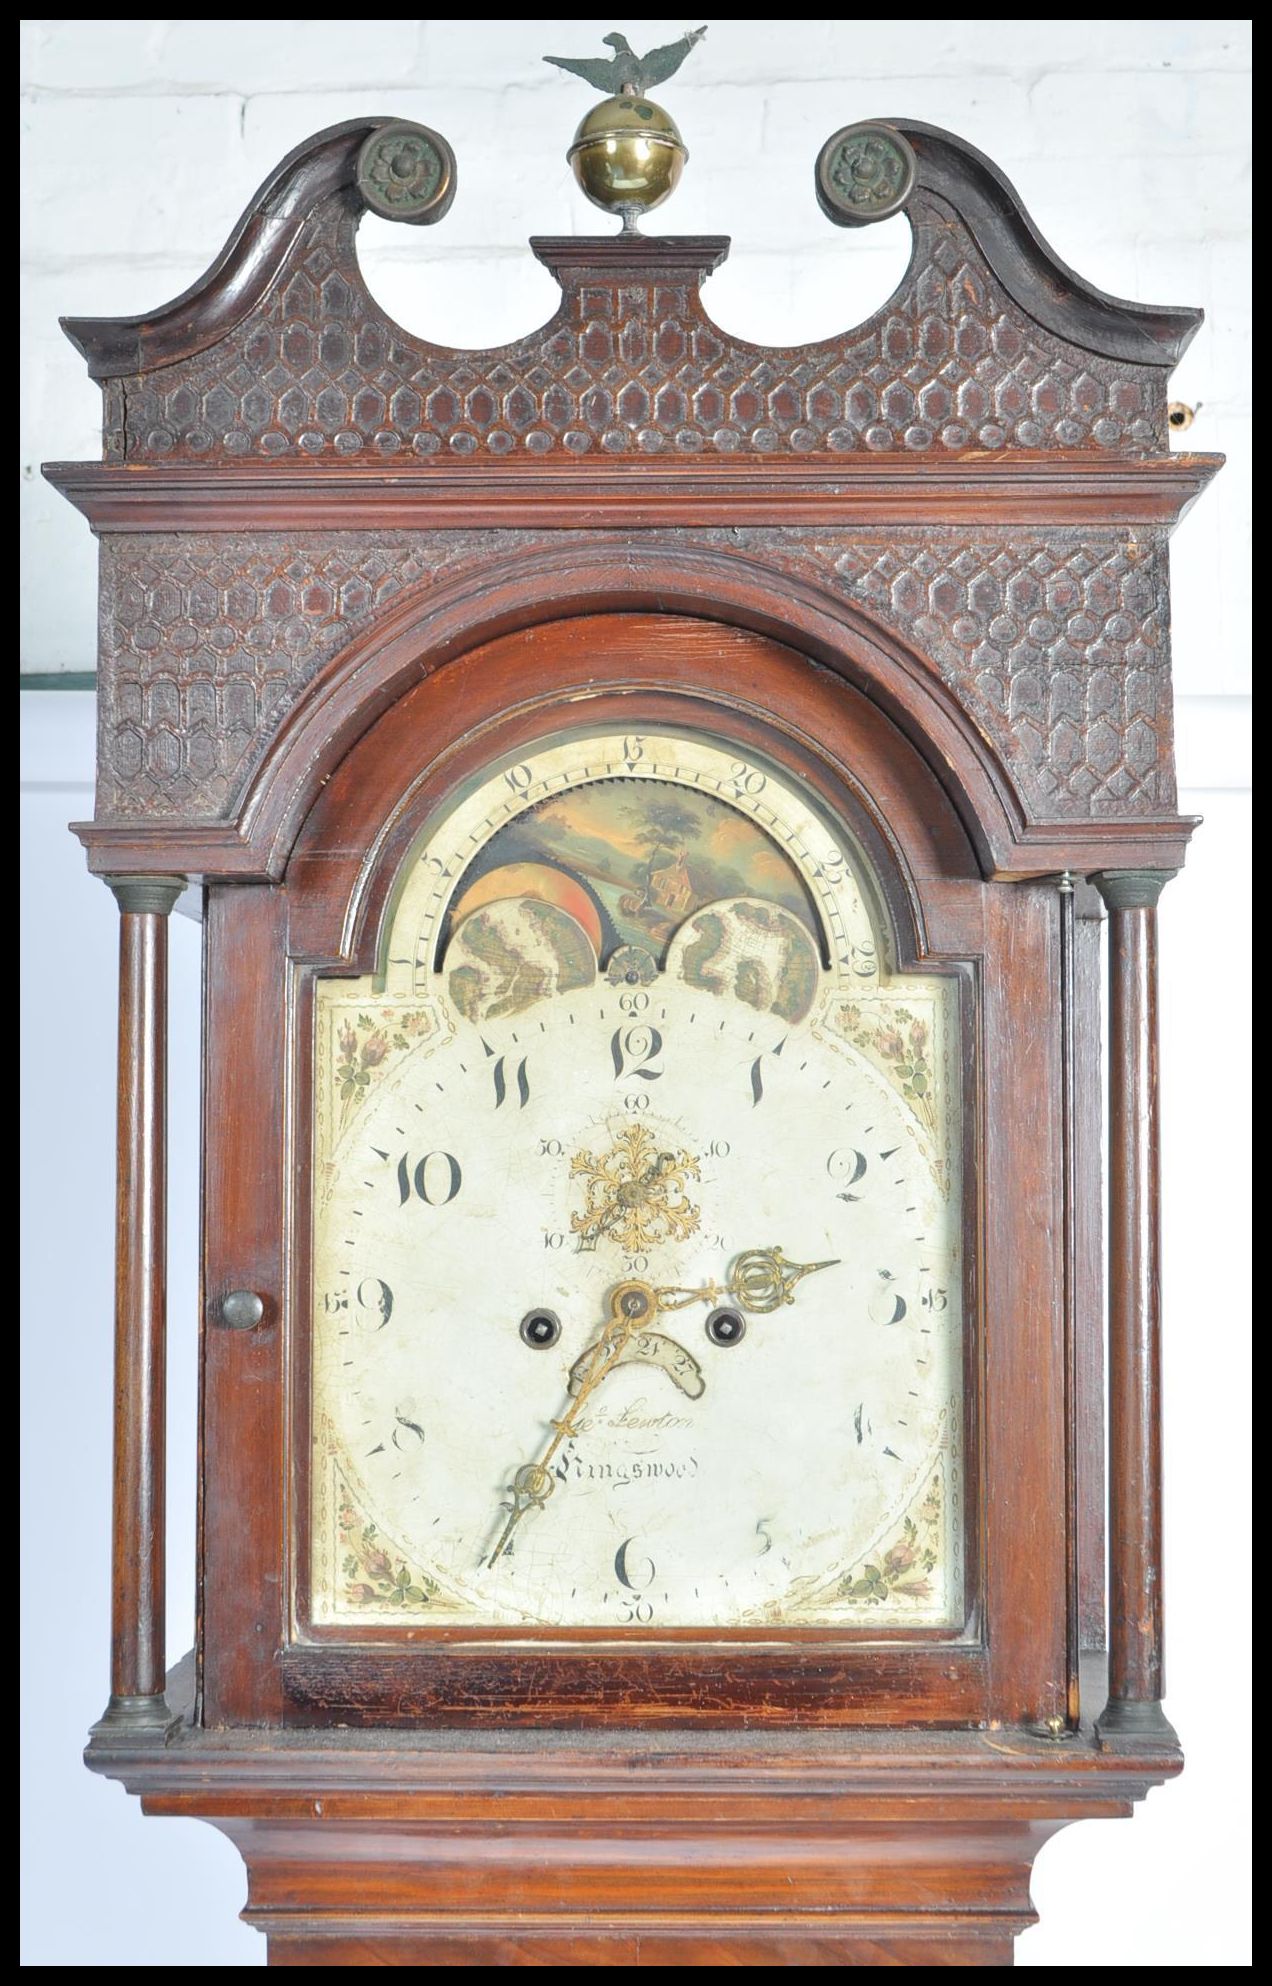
[488,1280,659,1566]
[487,1251,840,1567]
[655,1246,841,1315]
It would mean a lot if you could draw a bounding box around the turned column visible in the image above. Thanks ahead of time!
[91,875,186,1740]
[1093,868,1178,1747]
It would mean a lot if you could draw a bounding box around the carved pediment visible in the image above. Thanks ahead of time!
[61,118,1199,464]
[44,114,1218,873]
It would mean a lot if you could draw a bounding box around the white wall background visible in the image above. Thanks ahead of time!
[20,18,1250,1969]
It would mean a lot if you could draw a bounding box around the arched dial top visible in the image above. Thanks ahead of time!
[310,727,966,1634]
[383,730,879,999]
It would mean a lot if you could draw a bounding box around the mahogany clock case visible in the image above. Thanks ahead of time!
[44,105,1221,1965]
[213,611,1035,1730]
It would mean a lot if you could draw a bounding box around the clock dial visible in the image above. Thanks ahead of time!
[309,731,965,1631]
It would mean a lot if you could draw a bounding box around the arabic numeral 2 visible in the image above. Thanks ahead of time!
[396,1151,462,1206]
[827,1146,869,1203]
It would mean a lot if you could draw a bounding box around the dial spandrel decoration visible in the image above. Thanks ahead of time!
[311,730,965,1631]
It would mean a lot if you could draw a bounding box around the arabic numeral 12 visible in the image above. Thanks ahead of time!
[611,1025,663,1081]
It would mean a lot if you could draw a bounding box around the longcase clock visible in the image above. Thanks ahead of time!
[46,92,1219,1967]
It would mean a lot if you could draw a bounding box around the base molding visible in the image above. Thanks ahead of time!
[221,1813,1056,1967]
[264,1925,1021,1966]
[87,1676,1181,1968]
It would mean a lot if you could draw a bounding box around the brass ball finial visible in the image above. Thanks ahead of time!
[568,94,688,233]
[544,26,706,234]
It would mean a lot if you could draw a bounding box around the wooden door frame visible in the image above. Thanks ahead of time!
[200,612,1068,1732]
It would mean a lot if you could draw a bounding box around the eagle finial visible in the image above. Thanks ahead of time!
[544,25,707,98]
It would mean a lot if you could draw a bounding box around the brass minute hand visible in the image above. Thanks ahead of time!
[655,1245,841,1315]
[486,1251,839,1567]
[487,1280,658,1566]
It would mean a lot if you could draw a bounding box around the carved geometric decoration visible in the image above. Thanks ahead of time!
[112,200,1169,463]
[97,528,1174,823]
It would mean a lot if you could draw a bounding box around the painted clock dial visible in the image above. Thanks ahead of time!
[309,730,966,1631]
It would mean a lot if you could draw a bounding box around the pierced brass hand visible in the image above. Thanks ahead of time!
[488,1280,658,1566]
[655,1246,841,1315]
[487,1250,840,1566]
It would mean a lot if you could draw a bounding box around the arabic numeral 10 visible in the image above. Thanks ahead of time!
[396,1151,462,1206]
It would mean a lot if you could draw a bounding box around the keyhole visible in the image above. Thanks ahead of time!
[705,1308,746,1346]
[520,1310,562,1348]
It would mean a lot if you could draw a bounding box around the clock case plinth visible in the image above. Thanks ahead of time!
[52,114,1215,1964]
[91,1655,1179,1969]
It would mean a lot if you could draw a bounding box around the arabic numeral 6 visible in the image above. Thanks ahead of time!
[615,1538,655,1622]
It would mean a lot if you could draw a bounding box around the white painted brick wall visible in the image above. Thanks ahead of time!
[19,19,1251,1974]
